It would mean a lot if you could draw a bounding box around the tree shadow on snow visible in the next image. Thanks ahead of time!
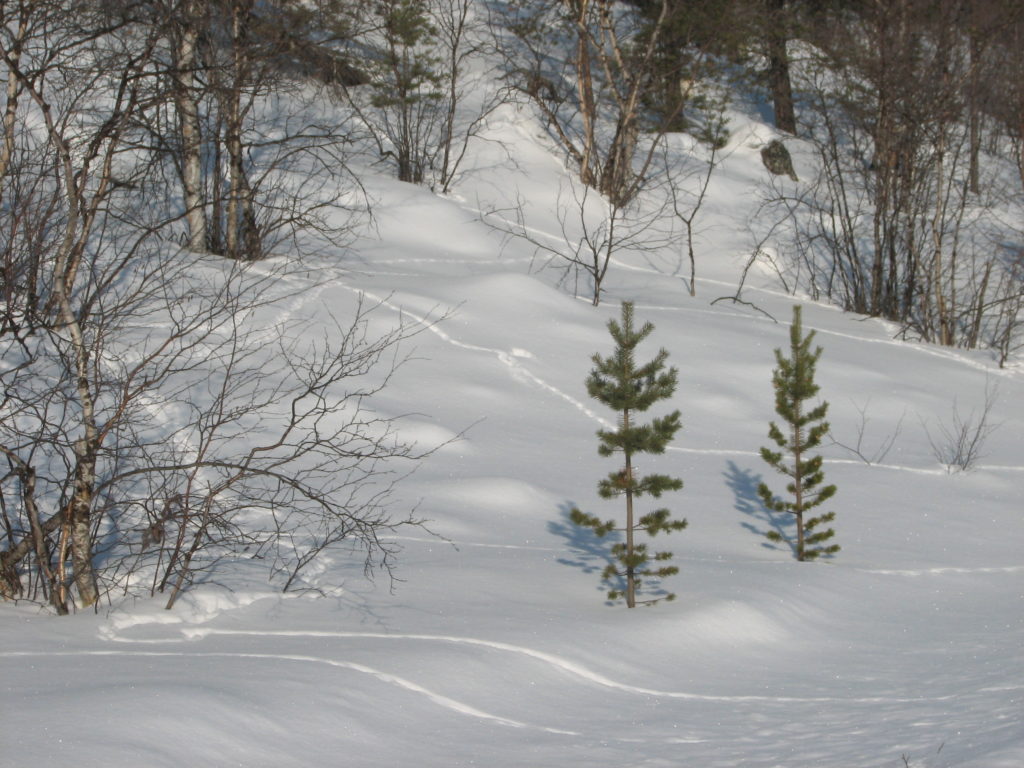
[724,460,794,555]
[548,502,626,601]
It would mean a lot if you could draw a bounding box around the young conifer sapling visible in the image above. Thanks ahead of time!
[571,301,687,607]
[758,305,839,561]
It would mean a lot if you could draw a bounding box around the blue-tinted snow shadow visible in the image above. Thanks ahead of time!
[549,502,675,605]
[548,502,625,602]
[725,460,794,555]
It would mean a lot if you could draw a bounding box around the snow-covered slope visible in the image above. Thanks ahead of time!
[3,83,1022,768]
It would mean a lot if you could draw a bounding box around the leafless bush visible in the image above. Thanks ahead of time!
[900,740,945,767]
[0,0,434,614]
[487,175,672,306]
[666,98,729,297]
[337,0,503,191]
[924,383,1000,473]
[495,0,695,207]
[828,400,905,465]
[2,244,440,611]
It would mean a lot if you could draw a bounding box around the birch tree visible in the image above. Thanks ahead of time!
[0,0,432,613]
[500,0,682,206]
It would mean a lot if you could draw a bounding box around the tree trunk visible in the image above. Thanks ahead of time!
[967,31,982,195]
[623,408,635,608]
[766,0,796,134]
[209,111,225,256]
[0,507,64,601]
[20,464,68,613]
[573,0,597,190]
[931,124,954,347]
[67,443,100,607]
[24,58,104,606]
[224,0,259,260]
[54,265,101,607]
[0,9,27,185]
[225,4,244,259]
[59,236,101,607]
[792,397,805,561]
[173,0,207,252]
[601,117,638,207]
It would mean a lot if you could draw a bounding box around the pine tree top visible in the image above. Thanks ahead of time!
[587,301,679,414]
[773,305,824,408]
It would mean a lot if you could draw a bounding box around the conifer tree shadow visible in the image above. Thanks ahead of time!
[725,460,794,554]
[548,502,625,599]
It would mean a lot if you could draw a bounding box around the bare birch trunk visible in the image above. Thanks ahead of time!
[174,0,207,252]
[3,17,142,608]
[224,3,244,260]
[0,10,27,185]
[573,0,597,190]
[224,0,258,260]
[66,441,99,607]
[52,193,101,607]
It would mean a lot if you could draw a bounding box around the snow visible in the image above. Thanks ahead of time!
[3,58,1023,768]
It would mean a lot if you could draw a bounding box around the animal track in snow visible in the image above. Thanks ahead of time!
[335,281,1024,477]
[0,648,578,736]
[334,283,615,431]
[856,564,1024,577]
[164,628,957,706]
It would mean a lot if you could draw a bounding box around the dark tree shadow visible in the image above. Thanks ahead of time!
[725,460,794,555]
[548,502,626,602]
[549,502,674,605]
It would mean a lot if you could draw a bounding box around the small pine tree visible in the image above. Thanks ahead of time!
[758,305,839,561]
[571,301,687,607]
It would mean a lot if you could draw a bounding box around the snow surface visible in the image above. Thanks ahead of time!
[3,66,1023,768]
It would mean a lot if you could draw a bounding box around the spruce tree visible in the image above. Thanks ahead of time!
[571,302,687,607]
[758,305,839,561]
